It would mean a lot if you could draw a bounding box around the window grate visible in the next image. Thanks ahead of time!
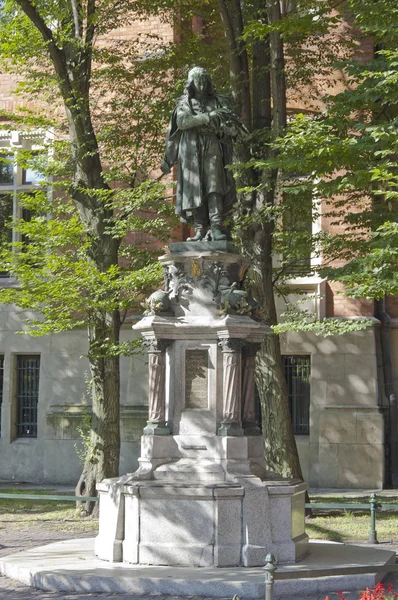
[16,355,40,438]
[0,356,4,435]
[283,355,310,435]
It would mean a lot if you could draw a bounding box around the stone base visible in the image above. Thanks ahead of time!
[1,538,395,597]
[217,422,244,437]
[243,421,262,436]
[143,421,170,435]
[96,477,308,567]
[169,241,238,254]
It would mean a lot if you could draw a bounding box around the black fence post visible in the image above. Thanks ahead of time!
[264,552,277,600]
[369,492,379,544]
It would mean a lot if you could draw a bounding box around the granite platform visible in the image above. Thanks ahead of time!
[0,538,395,597]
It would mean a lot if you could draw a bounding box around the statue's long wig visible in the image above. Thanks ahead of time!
[184,67,215,103]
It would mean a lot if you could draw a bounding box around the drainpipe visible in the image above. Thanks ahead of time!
[375,297,398,487]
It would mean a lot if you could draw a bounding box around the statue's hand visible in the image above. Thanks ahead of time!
[161,159,171,175]
[207,110,222,131]
[222,123,237,136]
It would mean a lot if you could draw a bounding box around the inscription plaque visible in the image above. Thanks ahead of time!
[185,349,209,409]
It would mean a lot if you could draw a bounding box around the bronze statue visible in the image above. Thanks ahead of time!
[161,67,244,242]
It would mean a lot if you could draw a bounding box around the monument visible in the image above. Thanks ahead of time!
[95,67,308,568]
[0,70,394,600]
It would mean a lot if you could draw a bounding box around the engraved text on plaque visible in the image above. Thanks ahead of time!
[185,349,209,409]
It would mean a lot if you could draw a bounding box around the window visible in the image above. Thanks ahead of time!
[0,193,13,246]
[0,131,48,278]
[282,185,314,276]
[283,355,310,435]
[16,355,40,438]
[0,155,14,185]
[22,152,44,185]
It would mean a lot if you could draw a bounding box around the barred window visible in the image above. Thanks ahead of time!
[16,355,40,438]
[283,355,310,435]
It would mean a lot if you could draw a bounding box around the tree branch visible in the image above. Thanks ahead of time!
[70,0,81,38]
[218,0,251,128]
[15,0,54,44]
[14,0,71,93]
[84,0,96,56]
[267,0,286,136]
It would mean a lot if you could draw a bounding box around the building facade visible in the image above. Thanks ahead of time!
[0,12,396,490]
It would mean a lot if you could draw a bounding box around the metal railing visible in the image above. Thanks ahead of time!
[263,554,398,600]
[0,493,98,502]
[0,491,395,534]
[306,492,398,544]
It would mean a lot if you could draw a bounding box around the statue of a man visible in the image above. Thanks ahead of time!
[161,67,244,242]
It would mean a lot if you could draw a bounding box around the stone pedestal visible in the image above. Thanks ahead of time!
[95,243,309,566]
[96,478,307,567]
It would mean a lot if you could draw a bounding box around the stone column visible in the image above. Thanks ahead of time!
[143,338,171,435]
[218,338,244,436]
[242,343,261,435]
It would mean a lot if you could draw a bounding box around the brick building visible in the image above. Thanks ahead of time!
[0,12,396,490]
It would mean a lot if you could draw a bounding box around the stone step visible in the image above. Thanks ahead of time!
[0,539,395,597]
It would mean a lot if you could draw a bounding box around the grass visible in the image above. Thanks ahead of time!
[0,488,98,533]
[306,495,398,543]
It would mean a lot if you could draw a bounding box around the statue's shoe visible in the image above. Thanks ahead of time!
[187,226,205,242]
[211,226,227,241]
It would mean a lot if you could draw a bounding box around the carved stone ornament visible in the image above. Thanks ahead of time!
[198,262,229,301]
[191,259,201,277]
[148,352,166,422]
[143,338,171,436]
[198,261,257,316]
[242,345,259,424]
[166,264,192,301]
[217,283,250,316]
[222,352,241,421]
[143,338,171,354]
[218,338,244,353]
[162,263,193,305]
[143,290,172,315]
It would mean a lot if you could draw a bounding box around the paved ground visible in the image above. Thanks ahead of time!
[0,484,396,600]
[0,524,397,600]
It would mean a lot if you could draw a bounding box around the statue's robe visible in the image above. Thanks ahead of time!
[162,93,237,224]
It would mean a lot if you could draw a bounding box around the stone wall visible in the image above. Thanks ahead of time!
[281,326,385,489]
[0,306,148,484]
[0,305,385,489]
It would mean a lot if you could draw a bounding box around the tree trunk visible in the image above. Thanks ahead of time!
[254,0,302,480]
[217,0,304,482]
[256,230,303,479]
[15,0,124,515]
[76,309,121,515]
